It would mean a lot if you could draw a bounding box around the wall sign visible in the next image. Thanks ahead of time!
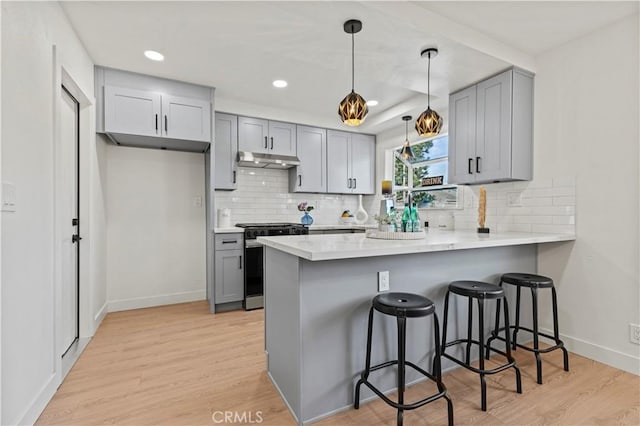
[421,176,444,187]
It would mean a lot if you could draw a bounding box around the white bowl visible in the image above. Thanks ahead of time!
[340,216,356,224]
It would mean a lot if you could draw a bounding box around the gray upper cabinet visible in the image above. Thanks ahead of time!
[327,130,375,195]
[448,68,533,184]
[289,125,327,193]
[238,116,296,156]
[104,86,161,137]
[162,94,211,142]
[215,113,238,190]
[104,86,211,142]
[96,67,213,153]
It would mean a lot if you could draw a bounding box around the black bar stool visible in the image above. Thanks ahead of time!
[354,292,453,426]
[486,273,569,384]
[440,281,522,411]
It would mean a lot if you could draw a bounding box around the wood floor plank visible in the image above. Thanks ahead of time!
[37,301,639,425]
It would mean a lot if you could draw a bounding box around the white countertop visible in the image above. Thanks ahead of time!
[214,227,243,234]
[257,229,576,261]
[308,224,377,231]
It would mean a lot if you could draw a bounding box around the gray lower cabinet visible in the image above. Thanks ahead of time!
[449,67,534,184]
[289,125,326,192]
[214,113,238,190]
[214,234,244,304]
[327,130,375,194]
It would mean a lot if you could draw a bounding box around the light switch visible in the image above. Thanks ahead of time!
[2,182,16,212]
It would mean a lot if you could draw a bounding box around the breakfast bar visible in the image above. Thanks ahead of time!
[259,230,575,425]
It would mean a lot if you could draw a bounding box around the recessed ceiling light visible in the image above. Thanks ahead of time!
[366,100,379,107]
[144,50,164,61]
[272,80,288,88]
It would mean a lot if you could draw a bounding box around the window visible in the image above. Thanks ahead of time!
[392,134,460,208]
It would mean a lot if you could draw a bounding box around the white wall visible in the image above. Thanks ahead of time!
[534,15,639,374]
[91,135,109,326]
[0,2,103,424]
[105,145,206,311]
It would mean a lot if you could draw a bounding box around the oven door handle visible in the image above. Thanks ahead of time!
[245,240,263,248]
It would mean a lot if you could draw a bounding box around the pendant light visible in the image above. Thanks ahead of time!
[338,19,368,126]
[415,48,443,137]
[400,115,414,160]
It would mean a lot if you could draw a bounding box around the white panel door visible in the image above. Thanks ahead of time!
[162,94,211,142]
[60,87,79,355]
[326,130,352,193]
[294,125,326,192]
[350,134,375,194]
[448,85,477,184]
[104,85,161,137]
[268,121,297,156]
[238,116,269,153]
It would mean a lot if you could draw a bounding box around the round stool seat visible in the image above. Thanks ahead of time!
[501,273,554,288]
[448,281,504,299]
[373,292,435,318]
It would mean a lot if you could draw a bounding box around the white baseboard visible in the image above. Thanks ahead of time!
[16,373,58,426]
[93,302,107,333]
[542,327,640,376]
[107,290,206,313]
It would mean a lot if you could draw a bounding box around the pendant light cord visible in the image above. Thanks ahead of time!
[405,119,409,141]
[427,52,431,108]
[351,29,355,92]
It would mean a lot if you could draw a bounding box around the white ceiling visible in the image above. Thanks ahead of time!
[61,1,638,136]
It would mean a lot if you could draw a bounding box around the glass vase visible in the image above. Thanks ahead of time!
[301,212,314,226]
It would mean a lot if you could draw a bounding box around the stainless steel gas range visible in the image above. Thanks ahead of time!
[234,223,309,310]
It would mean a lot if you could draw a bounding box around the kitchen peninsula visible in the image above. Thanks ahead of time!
[259,229,575,425]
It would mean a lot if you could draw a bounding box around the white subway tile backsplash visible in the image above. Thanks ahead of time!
[455,176,576,235]
[215,167,361,226]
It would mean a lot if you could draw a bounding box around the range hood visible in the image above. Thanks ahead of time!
[237,151,301,169]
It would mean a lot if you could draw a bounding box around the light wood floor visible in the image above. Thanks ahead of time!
[38,301,639,425]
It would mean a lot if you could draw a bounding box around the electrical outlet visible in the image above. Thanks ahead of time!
[507,192,523,207]
[630,324,640,345]
[193,196,202,207]
[378,271,390,292]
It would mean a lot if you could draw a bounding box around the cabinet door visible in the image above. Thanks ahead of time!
[214,113,238,190]
[214,249,244,303]
[448,85,477,184]
[475,70,512,182]
[104,85,161,137]
[292,125,326,193]
[162,95,211,142]
[326,130,352,193]
[350,134,375,194]
[268,121,297,156]
[238,116,269,153]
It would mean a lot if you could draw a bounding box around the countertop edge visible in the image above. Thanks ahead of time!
[258,232,576,261]
[214,227,244,234]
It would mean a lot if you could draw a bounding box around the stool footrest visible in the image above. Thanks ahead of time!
[490,326,566,354]
[442,350,516,375]
[357,360,448,411]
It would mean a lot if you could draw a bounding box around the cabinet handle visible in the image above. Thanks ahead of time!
[155,114,158,133]
[222,240,238,244]
[164,115,168,133]
[468,158,473,174]
[347,178,352,188]
[264,136,268,149]
[270,137,274,150]
[298,175,302,187]
[239,256,242,269]
[233,170,236,184]
[476,156,481,173]
[353,178,357,189]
